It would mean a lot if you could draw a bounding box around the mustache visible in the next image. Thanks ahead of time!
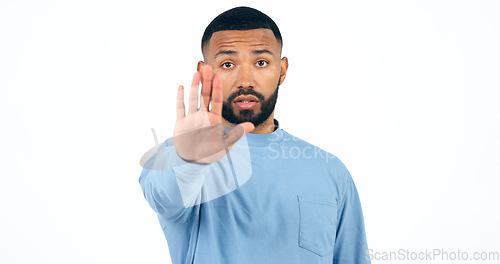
[226,89,265,103]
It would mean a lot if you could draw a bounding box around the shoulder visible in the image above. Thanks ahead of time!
[281,130,350,175]
[280,130,340,162]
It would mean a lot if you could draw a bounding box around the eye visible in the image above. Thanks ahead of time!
[256,60,268,67]
[221,62,234,69]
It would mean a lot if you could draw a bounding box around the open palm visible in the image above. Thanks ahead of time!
[173,65,254,164]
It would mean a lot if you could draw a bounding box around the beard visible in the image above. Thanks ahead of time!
[221,80,280,128]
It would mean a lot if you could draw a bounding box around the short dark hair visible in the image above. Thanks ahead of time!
[201,6,282,54]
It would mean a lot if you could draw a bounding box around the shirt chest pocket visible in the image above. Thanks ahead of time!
[297,195,338,257]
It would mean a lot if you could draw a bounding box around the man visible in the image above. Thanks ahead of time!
[139,6,370,264]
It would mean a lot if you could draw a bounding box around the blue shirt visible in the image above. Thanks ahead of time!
[139,120,370,264]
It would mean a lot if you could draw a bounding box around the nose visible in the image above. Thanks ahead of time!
[236,65,255,89]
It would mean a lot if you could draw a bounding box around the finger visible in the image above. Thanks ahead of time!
[188,72,201,114]
[210,74,223,115]
[176,85,185,119]
[200,65,213,111]
[224,122,255,147]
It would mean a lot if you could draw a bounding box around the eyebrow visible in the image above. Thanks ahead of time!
[252,49,274,56]
[214,50,237,58]
[214,49,274,59]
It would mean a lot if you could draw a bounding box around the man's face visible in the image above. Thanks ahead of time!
[201,28,287,128]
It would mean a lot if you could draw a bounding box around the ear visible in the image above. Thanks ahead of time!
[279,57,289,85]
[197,61,205,73]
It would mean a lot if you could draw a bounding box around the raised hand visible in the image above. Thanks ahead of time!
[173,65,255,164]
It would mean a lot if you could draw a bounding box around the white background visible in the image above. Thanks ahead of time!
[1,0,499,263]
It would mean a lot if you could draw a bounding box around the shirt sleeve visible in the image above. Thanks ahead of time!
[138,139,210,223]
[332,161,371,264]
[139,137,250,223]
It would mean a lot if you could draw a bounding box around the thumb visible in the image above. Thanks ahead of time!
[224,122,254,147]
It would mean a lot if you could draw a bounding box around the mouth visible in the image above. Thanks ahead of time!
[233,95,260,109]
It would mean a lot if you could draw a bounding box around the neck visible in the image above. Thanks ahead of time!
[252,114,276,134]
